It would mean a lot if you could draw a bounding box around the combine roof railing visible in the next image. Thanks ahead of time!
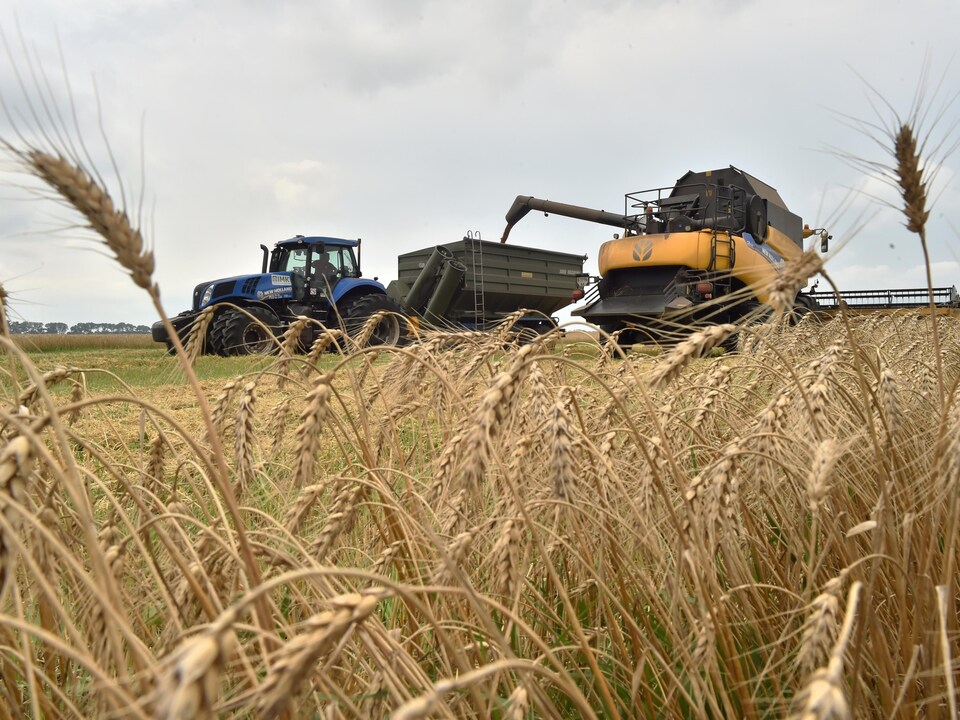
[805,286,960,310]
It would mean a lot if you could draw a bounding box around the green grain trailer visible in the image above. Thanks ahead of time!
[387,234,588,334]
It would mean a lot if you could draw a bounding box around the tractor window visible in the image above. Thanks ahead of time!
[335,247,357,278]
[274,247,310,275]
[316,246,357,279]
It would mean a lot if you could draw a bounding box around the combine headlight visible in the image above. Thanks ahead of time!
[574,272,590,290]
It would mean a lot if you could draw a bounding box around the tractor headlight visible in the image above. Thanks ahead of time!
[200,284,215,307]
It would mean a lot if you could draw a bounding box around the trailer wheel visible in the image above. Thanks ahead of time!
[212,306,280,355]
[339,294,404,347]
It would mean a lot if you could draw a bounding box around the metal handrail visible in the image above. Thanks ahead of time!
[806,286,960,309]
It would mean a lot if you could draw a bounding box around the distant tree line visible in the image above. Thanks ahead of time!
[8,321,152,335]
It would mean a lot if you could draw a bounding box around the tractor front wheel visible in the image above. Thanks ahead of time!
[212,306,280,355]
[338,294,404,348]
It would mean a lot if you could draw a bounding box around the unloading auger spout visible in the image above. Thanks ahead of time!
[500,195,640,243]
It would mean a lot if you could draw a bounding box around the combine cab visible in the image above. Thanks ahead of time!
[500,166,823,342]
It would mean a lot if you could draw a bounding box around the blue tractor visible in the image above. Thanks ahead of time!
[152,235,404,355]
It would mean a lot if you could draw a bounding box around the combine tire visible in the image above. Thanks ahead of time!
[790,294,822,324]
[339,294,403,347]
[723,301,770,352]
[212,306,280,356]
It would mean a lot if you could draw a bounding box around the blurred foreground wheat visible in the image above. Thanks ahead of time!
[2,303,959,718]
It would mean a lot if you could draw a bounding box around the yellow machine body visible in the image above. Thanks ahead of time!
[597,225,803,305]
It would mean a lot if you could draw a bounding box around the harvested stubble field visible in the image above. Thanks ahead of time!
[2,309,959,719]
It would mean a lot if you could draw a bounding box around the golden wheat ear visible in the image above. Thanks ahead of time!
[893,123,931,236]
[22,150,156,291]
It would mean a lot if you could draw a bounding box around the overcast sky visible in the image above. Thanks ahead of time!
[0,0,958,328]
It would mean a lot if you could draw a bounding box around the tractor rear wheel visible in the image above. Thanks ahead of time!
[212,306,280,355]
[338,294,404,348]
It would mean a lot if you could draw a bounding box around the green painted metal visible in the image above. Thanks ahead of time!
[397,238,586,324]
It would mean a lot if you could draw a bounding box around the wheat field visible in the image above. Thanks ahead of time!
[1,305,959,718]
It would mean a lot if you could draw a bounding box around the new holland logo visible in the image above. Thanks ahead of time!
[632,238,654,262]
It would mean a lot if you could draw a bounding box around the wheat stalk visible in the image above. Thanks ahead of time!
[432,529,475,585]
[308,478,364,561]
[493,517,523,603]
[893,124,930,236]
[291,372,334,490]
[0,281,9,338]
[20,150,156,291]
[233,381,257,499]
[792,581,862,720]
[282,482,326,534]
[648,324,736,388]
[505,685,529,720]
[767,250,825,317]
[17,366,77,411]
[455,344,539,497]
[277,316,311,386]
[353,310,389,349]
[806,438,839,512]
[548,397,577,501]
[256,589,385,718]
[155,612,238,720]
[876,366,900,445]
[206,377,241,444]
[0,436,33,599]
[797,576,843,676]
[306,328,343,366]
[184,306,216,364]
[265,398,291,458]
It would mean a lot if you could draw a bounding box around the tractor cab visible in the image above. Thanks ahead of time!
[268,236,361,303]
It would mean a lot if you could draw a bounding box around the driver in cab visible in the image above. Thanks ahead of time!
[310,253,338,291]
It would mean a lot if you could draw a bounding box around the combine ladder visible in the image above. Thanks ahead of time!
[467,230,486,330]
[708,230,735,295]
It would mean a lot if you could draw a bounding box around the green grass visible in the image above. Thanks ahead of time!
[4,338,343,394]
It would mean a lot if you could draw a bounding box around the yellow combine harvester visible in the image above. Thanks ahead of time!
[501,166,960,341]
[500,166,827,342]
